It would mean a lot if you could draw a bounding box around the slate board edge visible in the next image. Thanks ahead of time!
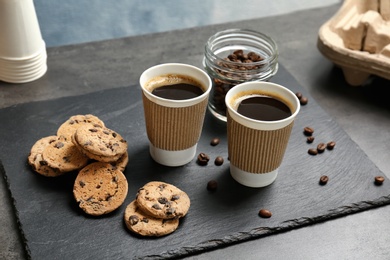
[139,194,390,259]
[0,160,31,259]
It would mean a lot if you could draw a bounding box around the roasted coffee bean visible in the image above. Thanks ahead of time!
[214,156,224,166]
[307,136,315,143]
[258,209,272,218]
[303,126,314,136]
[374,176,385,185]
[300,96,308,105]
[308,148,318,155]
[295,92,303,100]
[197,152,210,166]
[317,143,327,153]
[327,141,336,150]
[210,138,220,146]
[207,180,218,191]
[319,175,329,185]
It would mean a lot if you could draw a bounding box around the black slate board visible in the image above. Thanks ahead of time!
[1,65,389,259]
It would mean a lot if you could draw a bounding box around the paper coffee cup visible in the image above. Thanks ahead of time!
[140,63,212,166]
[0,0,44,59]
[225,81,300,187]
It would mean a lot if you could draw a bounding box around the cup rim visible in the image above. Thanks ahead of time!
[140,63,212,108]
[225,81,300,130]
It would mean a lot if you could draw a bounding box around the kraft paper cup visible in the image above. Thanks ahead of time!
[225,81,300,187]
[140,63,212,167]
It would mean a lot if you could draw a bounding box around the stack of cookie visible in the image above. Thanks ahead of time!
[28,114,129,216]
[124,181,190,237]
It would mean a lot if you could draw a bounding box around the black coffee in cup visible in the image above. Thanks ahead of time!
[237,95,291,121]
[148,74,205,100]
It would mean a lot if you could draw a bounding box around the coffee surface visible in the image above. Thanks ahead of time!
[152,83,204,100]
[237,96,291,121]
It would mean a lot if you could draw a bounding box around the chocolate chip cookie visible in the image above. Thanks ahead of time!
[72,124,127,163]
[57,114,105,141]
[124,200,179,237]
[42,136,89,172]
[28,135,63,177]
[73,162,128,216]
[136,181,190,219]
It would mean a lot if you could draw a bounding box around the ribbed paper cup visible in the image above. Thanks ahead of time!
[0,0,44,59]
[225,81,300,187]
[140,63,211,167]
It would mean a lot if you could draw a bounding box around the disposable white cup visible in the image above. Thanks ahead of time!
[225,81,300,187]
[0,63,47,83]
[0,0,45,59]
[140,63,212,167]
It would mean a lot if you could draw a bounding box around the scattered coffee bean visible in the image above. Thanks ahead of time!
[308,148,318,155]
[303,126,314,136]
[300,96,308,105]
[327,141,336,150]
[197,153,210,166]
[295,92,303,100]
[307,136,315,143]
[210,137,220,146]
[317,143,326,153]
[319,175,329,185]
[207,180,218,191]
[258,209,272,218]
[214,156,224,166]
[374,176,385,186]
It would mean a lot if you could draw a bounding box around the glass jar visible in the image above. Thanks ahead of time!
[203,29,279,121]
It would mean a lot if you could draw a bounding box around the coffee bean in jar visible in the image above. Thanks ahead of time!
[203,29,279,121]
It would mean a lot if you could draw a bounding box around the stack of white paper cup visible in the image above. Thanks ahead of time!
[0,0,47,83]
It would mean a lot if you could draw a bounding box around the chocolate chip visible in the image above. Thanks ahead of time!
[300,96,308,105]
[166,208,176,216]
[197,152,210,166]
[214,156,224,166]
[39,160,48,166]
[171,195,180,201]
[210,138,220,146]
[79,181,85,188]
[54,142,64,149]
[319,175,329,185]
[152,204,162,210]
[374,176,385,186]
[112,132,117,138]
[303,127,314,136]
[129,215,139,225]
[103,130,110,135]
[308,148,318,155]
[307,136,315,143]
[207,180,218,191]
[317,143,326,153]
[258,209,272,218]
[89,128,98,132]
[158,197,168,204]
[158,184,166,191]
[141,217,149,223]
[327,141,336,150]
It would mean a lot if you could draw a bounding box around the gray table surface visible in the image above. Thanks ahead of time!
[1,1,390,259]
